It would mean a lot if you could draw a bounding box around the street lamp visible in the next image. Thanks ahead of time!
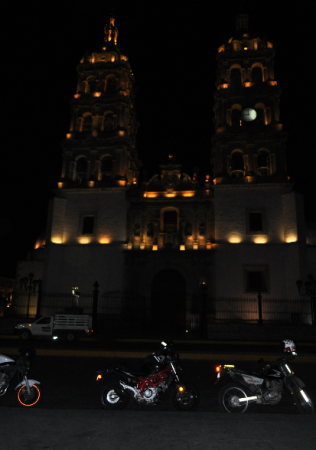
[19,273,42,318]
[296,274,316,325]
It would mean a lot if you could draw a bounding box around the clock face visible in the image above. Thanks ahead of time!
[241,108,257,122]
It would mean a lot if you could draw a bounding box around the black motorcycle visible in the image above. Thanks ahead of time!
[0,348,42,407]
[215,339,314,414]
[96,340,200,411]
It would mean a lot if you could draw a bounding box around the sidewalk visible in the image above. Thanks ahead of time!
[3,408,316,450]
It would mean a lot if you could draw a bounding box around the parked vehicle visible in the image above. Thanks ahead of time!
[16,314,93,341]
[0,348,42,407]
[215,339,314,414]
[96,340,200,411]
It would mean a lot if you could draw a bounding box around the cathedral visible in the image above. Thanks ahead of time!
[16,13,316,329]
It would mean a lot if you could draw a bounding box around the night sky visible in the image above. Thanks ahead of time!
[1,1,315,279]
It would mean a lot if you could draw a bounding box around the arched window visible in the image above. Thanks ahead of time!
[106,76,116,93]
[76,157,88,181]
[82,115,92,132]
[163,210,178,233]
[87,77,97,93]
[252,66,263,83]
[230,68,241,86]
[257,150,270,176]
[104,112,114,131]
[231,109,242,127]
[256,108,265,125]
[101,156,113,179]
[231,151,244,176]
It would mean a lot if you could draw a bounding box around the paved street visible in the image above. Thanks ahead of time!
[2,409,316,450]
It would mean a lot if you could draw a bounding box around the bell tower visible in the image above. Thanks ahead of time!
[59,15,140,189]
[212,13,288,184]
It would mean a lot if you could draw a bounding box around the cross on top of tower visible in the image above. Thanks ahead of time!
[104,16,118,46]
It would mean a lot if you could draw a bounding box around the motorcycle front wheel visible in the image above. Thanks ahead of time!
[17,383,42,407]
[100,381,129,410]
[292,387,315,414]
[218,382,253,413]
[171,382,200,411]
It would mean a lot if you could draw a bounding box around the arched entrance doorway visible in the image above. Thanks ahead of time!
[151,269,186,335]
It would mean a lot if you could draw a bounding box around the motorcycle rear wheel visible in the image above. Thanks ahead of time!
[292,387,315,414]
[171,382,200,411]
[218,382,253,413]
[100,381,129,410]
[17,383,42,407]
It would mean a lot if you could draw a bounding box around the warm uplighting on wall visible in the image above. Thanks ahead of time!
[165,193,176,198]
[228,234,242,244]
[285,235,297,243]
[99,237,111,244]
[51,236,62,244]
[140,242,145,250]
[127,242,133,250]
[193,241,199,250]
[244,82,251,88]
[118,130,125,136]
[57,182,63,189]
[218,45,225,53]
[132,178,137,185]
[152,245,158,251]
[253,236,268,244]
[66,133,72,139]
[88,181,95,188]
[267,42,273,48]
[269,81,277,86]
[144,192,158,198]
[117,179,127,187]
[180,245,186,251]
[182,192,195,198]
[93,92,101,97]
[206,241,212,250]
[74,94,81,99]
[220,83,229,89]
[78,237,92,244]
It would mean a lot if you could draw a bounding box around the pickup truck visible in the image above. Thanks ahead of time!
[16,314,93,341]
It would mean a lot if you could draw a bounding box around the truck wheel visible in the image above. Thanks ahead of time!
[66,332,76,342]
[20,330,31,340]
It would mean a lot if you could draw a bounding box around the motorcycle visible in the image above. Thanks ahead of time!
[214,339,314,414]
[96,340,200,411]
[0,348,42,407]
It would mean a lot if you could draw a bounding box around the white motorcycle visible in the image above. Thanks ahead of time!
[0,348,42,407]
[215,340,314,414]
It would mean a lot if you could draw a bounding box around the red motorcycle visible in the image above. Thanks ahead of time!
[96,341,200,411]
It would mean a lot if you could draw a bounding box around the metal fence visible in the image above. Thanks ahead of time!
[10,291,314,326]
[212,297,312,324]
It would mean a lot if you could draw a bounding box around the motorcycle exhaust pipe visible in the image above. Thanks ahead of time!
[238,396,258,403]
[113,383,132,399]
[117,381,138,399]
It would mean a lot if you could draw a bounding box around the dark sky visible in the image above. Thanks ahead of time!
[1,1,315,278]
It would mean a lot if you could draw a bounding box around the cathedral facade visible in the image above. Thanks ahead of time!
[17,14,316,328]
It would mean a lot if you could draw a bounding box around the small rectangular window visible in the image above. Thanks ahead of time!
[249,212,263,232]
[244,266,269,293]
[246,209,266,235]
[82,216,94,235]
